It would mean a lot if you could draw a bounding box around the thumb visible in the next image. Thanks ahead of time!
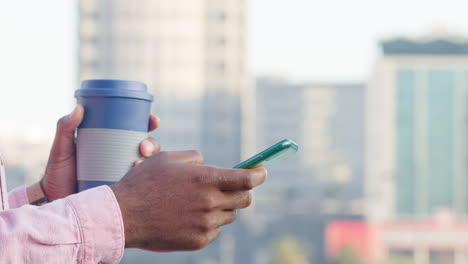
[50,105,84,160]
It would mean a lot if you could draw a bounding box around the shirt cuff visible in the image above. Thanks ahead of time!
[8,186,29,209]
[65,185,125,264]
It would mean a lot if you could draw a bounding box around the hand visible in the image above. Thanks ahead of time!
[110,150,267,252]
[34,105,161,202]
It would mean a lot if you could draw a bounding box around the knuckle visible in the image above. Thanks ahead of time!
[197,166,215,184]
[192,171,206,185]
[241,174,254,190]
[198,215,214,232]
[242,192,253,208]
[200,195,217,212]
[191,235,209,250]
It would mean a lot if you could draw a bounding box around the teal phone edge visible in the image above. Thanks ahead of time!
[233,139,299,169]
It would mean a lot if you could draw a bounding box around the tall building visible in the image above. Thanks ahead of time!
[366,36,468,264]
[78,0,249,167]
[253,77,366,264]
[79,1,249,263]
[367,37,468,222]
[254,77,366,218]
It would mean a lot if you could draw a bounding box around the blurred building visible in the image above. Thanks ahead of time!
[254,77,366,219]
[366,36,468,264]
[378,211,468,264]
[78,0,249,167]
[325,214,468,264]
[0,137,50,191]
[79,1,250,263]
[325,220,381,262]
[252,77,366,264]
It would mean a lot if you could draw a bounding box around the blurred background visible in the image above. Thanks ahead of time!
[1,0,468,263]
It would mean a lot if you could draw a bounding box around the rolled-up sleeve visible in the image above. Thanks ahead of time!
[8,186,29,209]
[0,186,125,264]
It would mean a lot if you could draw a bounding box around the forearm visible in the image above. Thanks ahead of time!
[1,186,124,264]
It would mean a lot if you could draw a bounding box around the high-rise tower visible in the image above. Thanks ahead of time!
[79,0,249,167]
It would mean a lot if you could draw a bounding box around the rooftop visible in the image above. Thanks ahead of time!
[381,36,468,55]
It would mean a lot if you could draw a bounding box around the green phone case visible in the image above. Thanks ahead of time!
[234,139,299,169]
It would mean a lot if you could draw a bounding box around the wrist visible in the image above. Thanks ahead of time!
[27,181,49,206]
[110,183,138,248]
[65,186,125,263]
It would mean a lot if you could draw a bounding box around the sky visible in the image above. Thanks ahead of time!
[1,0,468,141]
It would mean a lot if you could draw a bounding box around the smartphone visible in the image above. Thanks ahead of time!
[234,139,299,169]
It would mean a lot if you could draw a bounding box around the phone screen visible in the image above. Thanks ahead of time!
[234,139,299,169]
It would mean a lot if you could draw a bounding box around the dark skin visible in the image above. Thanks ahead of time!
[28,105,161,201]
[30,105,268,251]
[111,151,267,251]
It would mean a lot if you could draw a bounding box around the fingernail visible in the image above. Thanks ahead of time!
[69,105,79,119]
[70,105,78,116]
[143,140,154,154]
[256,167,268,182]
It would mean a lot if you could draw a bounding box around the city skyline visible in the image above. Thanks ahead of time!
[3,1,468,263]
[2,0,468,141]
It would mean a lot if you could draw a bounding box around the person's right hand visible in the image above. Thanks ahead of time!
[110,150,267,252]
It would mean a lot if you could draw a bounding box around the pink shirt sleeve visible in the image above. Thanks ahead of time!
[0,186,125,264]
[8,186,29,209]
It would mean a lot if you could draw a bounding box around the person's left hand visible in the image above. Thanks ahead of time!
[34,105,161,202]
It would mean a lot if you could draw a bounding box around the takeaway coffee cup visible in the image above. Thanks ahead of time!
[75,79,153,192]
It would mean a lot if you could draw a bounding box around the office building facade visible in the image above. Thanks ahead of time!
[253,77,366,264]
[367,37,468,222]
[366,37,468,264]
[78,0,249,168]
[255,77,366,219]
[79,1,249,263]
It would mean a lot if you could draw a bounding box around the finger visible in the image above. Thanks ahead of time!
[133,159,144,167]
[218,210,237,227]
[148,115,160,132]
[202,211,237,230]
[56,105,84,137]
[157,150,204,165]
[205,227,222,245]
[219,191,252,210]
[50,105,84,160]
[191,227,221,250]
[210,167,267,191]
[139,138,161,157]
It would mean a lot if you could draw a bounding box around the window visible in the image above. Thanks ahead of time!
[427,70,455,213]
[396,69,416,216]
